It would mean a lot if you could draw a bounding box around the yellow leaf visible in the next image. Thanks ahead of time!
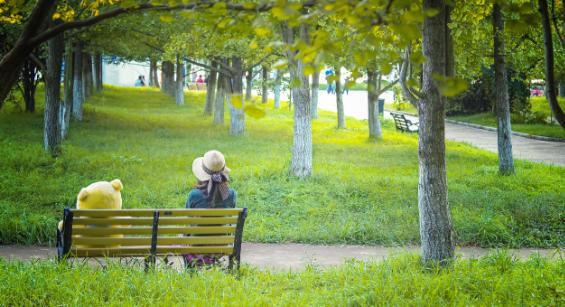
[244,105,266,119]
[231,95,243,108]
[303,65,315,76]
[52,12,61,20]
[249,41,258,49]
[254,27,271,37]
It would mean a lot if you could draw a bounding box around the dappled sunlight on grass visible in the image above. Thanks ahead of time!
[0,86,563,247]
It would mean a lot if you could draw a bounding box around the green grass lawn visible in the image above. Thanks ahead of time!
[0,252,562,305]
[0,86,563,247]
[451,97,565,139]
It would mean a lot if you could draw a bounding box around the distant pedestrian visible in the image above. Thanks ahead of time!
[134,75,145,87]
[196,75,205,90]
[325,68,335,94]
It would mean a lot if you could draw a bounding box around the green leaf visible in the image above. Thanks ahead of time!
[160,13,174,23]
[433,74,468,97]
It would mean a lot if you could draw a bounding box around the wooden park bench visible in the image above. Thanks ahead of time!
[56,208,247,270]
[390,112,419,133]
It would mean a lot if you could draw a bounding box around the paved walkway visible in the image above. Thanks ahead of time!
[315,91,565,166]
[0,244,559,271]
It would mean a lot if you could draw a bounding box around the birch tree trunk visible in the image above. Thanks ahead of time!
[44,30,63,156]
[335,67,346,129]
[311,69,319,119]
[61,40,73,139]
[214,69,226,125]
[492,4,515,175]
[175,55,184,106]
[274,70,282,109]
[367,70,382,139]
[261,65,269,104]
[229,57,245,135]
[72,42,84,121]
[204,60,218,115]
[245,68,253,102]
[282,22,312,178]
[418,0,455,264]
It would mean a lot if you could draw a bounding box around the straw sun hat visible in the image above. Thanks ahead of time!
[192,150,230,181]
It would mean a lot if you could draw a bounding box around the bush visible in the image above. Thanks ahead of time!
[447,66,530,116]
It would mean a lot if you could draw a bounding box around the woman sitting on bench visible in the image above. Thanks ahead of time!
[184,150,236,267]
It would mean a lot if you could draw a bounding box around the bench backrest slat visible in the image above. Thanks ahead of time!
[59,208,248,265]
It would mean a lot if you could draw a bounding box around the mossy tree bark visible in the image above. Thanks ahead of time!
[492,3,515,175]
[418,0,455,264]
[44,29,63,156]
[161,60,175,97]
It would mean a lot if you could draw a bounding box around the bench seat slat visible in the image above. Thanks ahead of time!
[73,236,235,246]
[73,217,239,226]
[71,209,243,217]
[70,246,234,257]
[72,226,236,236]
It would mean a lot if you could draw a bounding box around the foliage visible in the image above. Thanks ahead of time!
[0,87,563,248]
[446,66,530,115]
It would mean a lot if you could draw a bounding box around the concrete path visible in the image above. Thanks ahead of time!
[0,244,559,271]
[316,90,565,166]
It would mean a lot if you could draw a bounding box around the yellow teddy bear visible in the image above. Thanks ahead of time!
[58,179,123,231]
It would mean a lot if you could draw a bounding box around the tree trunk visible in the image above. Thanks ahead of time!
[21,59,38,113]
[204,60,218,115]
[82,53,93,97]
[245,68,253,102]
[283,22,312,178]
[61,40,73,139]
[539,0,565,129]
[367,70,382,139]
[44,30,63,156]
[214,68,226,125]
[492,4,515,175]
[72,42,84,121]
[261,65,269,104]
[229,57,245,135]
[0,0,56,108]
[151,59,160,88]
[311,69,319,119]
[93,53,102,92]
[175,55,184,106]
[161,60,175,97]
[149,58,157,87]
[418,0,455,264]
[274,70,282,109]
[335,67,346,129]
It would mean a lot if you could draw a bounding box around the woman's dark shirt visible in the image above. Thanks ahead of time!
[186,188,236,209]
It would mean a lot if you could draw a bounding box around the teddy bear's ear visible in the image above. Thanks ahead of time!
[111,179,123,191]
[78,188,89,201]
